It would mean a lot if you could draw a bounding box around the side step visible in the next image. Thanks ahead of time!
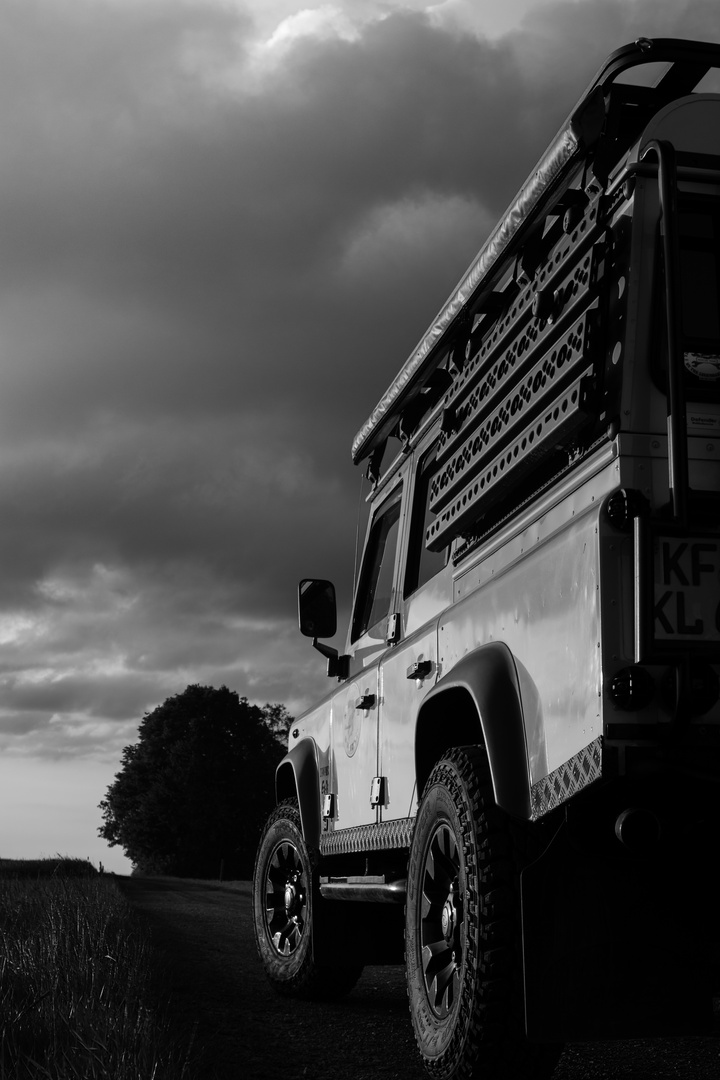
[319,876,407,904]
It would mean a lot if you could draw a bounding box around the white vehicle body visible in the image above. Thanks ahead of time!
[254,39,720,1077]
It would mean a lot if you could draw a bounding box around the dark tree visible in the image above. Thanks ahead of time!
[98,685,290,878]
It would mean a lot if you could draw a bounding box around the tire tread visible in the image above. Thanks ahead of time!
[253,799,363,1000]
[405,745,561,1080]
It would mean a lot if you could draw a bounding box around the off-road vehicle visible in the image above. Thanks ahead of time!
[254,38,720,1079]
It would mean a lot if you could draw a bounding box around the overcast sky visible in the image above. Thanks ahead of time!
[1,0,719,872]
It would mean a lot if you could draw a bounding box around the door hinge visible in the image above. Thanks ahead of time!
[322,793,338,819]
[386,613,401,645]
[370,776,388,808]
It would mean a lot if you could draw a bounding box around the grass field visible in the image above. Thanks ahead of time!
[0,858,204,1079]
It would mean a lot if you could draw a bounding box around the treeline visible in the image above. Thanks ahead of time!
[99,684,291,879]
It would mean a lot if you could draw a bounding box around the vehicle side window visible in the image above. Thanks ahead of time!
[652,197,720,399]
[404,446,449,598]
[678,205,720,348]
[351,487,402,642]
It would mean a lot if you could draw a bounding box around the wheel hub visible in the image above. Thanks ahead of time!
[441,895,456,942]
[284,872,303,916]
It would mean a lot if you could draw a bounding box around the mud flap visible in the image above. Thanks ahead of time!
[520,821,715,1041]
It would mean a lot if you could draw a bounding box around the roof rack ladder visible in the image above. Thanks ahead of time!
[641,138,688,526]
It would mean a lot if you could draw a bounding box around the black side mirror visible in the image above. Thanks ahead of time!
[298,579,337,639]
[297,579,348,679]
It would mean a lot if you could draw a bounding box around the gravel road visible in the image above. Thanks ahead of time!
[119,875,720,1080]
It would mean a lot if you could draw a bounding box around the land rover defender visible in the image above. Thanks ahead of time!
[253,38,720,1079]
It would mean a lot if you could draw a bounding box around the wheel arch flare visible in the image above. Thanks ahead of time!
[415,640,533,820]
[275,738,321,851]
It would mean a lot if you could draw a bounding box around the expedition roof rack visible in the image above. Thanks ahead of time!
[351,37,720,467]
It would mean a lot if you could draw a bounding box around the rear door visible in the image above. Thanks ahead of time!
[378,439,452,821]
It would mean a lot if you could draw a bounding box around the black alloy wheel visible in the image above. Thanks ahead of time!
[253,799,363,999]
[263,838,309,957]
[405,745,562,1080]
[419,821,464,1019]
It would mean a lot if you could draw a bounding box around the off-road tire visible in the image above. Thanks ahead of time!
[253,799,363,999]
[405,746,561,1080]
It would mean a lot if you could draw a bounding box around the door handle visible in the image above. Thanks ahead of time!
[406,660,433,681]
[354,693,376,711]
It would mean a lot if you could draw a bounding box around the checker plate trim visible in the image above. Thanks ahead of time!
[531,736,602,819]
[320,817,415,856]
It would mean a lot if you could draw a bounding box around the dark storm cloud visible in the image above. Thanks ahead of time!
[0,5,555,438]
[3,413,348,560]
[0,0,718,755]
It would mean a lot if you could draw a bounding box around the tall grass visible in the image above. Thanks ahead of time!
[0,858,202,1079]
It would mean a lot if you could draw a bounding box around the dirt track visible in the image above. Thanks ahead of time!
[119,875,720,1080]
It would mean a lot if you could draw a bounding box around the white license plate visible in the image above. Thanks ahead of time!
[652,536,720,642]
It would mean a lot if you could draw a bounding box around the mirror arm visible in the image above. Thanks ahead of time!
[312,638,336,660]
[312,638,349,680]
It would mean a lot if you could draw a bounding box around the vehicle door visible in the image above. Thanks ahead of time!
[378,437,452,822]
[331,476,405,831]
